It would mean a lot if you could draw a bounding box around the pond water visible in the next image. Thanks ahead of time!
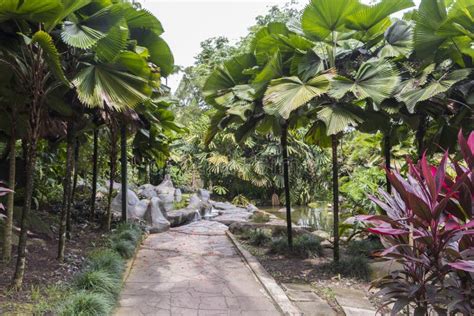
[260,202,333,233]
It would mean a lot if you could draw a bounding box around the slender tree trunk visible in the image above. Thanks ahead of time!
[383,133,392,194]
[105,127,118,231]
[332,134,340,263]
[281,122,293,250]
[120,124,127,222]
[416,113,427,160]
[90,128,99,220]
[12,137,37,289]
[71,138,80,206]
[58,123,75,261]
[2,128,16,263]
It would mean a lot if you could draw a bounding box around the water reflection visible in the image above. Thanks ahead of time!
[260,202,333,233]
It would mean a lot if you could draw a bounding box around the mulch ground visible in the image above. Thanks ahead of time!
[0,206,107,314]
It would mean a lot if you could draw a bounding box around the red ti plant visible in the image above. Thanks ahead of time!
[361,131,473,315]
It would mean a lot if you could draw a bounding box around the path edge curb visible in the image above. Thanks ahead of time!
[226,230,302,316]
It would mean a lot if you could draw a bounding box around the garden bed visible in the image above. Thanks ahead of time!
[234,231,378,313]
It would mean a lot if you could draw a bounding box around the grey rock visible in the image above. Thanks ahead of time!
[246,203,258,213]
[197,189,210,202]
[174,188,182,202]
[312,230,330,240]
[167,208,201,227]
[111,189,139,215]
[130,199,149,219]
[138,184,157,199]
[211,201,235,211]
[144,197,170,234]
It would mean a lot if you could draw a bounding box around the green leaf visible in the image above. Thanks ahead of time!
[44,0,92,31]
[0,0,63,23]
[263,75,330,119]
[379,20,413,58]
[329,59,400,104]
[413,0,448,59]
[301,0,359,40]
[124,5,164,35]
[73,63,151,110]
[94,21,129,62]
[203,54,256,100]
[253,51,283,84]
[346,0,414,32]
[397,68,472,112]
[131,29,174,77]
[31,30,70,86]
[304,121,331,147]
[61,4,124,49]
[317,104,363,135]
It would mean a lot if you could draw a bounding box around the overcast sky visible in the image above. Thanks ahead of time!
[140,0,420,91]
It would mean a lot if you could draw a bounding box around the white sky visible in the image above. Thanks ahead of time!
[140,0,420,91]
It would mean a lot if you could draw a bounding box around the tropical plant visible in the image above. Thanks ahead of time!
[361,131,473,315]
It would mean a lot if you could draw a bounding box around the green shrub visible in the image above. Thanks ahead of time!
[320,255,371,281]
[250,212,270,223]
[73,270,121,298]
[117,230,139,245]
[270,234,323,258]
[87,249,124,276]
[347,238,383,258]
[58,291,113,316]
[247,229,271,246]
[112,239,135,259]
[115,221,142,235]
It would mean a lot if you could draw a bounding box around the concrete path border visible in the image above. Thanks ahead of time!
[226,231,302,316]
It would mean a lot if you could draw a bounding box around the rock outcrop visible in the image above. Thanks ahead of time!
[144,197,171,233]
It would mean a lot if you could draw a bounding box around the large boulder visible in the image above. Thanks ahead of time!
[144,197,170,234]
[129,199,149,219]
[167,208,201,227]
[155,176,175,214]
[111,189,140,216]
[137,184,157,199]
[197,189,210,202]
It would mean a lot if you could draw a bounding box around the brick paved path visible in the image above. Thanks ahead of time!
[115,221,281,316]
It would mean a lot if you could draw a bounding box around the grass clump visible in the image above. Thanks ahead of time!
[112,239,135,259]
[58,291,113,316]
[87,249,125,275]
[347,238,383,257]
[320,255,371,281]
[270,234,323,258]
[250,212,270,223]
[73,270,121,298]
[246,229,271,246]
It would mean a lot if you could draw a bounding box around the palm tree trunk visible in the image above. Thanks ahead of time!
[2,128,16,263]
[281,121,293,250]
[12,136,38,289]
[416,113,427,160]
[120,123,127,222]
[58,122,75,261]
[383,133,392,193]
[71,138,80,206]
[331,134,340,263]
[90,128,99,220]
[105,126,118,231]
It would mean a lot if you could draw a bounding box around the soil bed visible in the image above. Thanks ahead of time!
[0,206,107,314]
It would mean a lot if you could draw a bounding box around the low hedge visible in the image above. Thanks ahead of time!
[56,222,144,316]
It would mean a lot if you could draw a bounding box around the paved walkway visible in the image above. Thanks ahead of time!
[115,221,281,316]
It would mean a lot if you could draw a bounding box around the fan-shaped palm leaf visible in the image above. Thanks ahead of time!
[61,4,124,49]
[413,0,448,59]
[379,20,413,58]
[329,59,400,105]
[73,62,151,110]
[317,104,363,135]
[132,30,174,77]
[397,68,472,112]
[264,75,330,119]
[345,0,414,32]
[94,22,129,62]
[301,0,359,41]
